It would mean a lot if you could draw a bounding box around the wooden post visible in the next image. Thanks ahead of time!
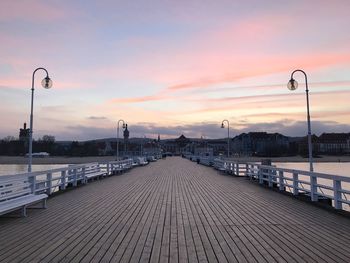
[293,172,299,196]
[236,163,239,176]
[310,175,318,202]
[333,179,342,210]
[245,163,249,177]
[46,173,52,195]
[279,171,284,191]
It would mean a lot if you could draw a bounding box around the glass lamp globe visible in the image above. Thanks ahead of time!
[287,78,298,91]
[221,123,225,128]
[41,77,53,89]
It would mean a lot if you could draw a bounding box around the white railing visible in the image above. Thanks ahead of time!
[99,159,134,174]
[0,158,135,198]
[203,157,350,211]
[199,156,214,166]
[213,158,247,176]
[245,162,350,210]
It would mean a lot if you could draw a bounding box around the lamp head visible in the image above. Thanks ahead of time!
[221,123,225,128]
[122,123,126,129]
[287,78,298,91]
[41,76,52,89]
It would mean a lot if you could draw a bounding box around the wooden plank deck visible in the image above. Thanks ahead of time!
[1,157,350,263]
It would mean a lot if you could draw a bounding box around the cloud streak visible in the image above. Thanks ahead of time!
[1,1,350,140]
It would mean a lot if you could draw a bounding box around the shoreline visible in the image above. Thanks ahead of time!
[226,155,350,163]
[0,156,117,165]
[0,155,350,164]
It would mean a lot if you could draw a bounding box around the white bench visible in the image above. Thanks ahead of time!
[83,163,106,182]
[67,163,105,185]
[0,175,47,217]
[213,159,227,172]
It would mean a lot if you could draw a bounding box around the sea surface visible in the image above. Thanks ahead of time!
[272,162,350,178]
[0,164,68,176]
[0,162,349,177]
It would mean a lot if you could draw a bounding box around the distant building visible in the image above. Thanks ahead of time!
[317,133,350,154]
[19,123,30,142]
[294,135,319,155]
[161,135,190,155]
[19,122,30,155]
[232,132,289,156]
[143,140,161,156]
[123,124,130,155]
[194,147,213,157]
[206,139,229,156]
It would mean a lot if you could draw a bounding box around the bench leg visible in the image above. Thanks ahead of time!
[21,206,27,217]
[43,199,47,209]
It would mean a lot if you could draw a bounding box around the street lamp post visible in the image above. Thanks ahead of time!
[28,68,52,172]
[287,69,313,172]
[117,119,126,160]
[221,119,230,158]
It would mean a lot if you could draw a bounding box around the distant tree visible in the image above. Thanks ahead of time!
[0,137,24,156]
[69,141,83,156]
[2,136,16,141]
[40,135,55,143]
[34,135,56,154]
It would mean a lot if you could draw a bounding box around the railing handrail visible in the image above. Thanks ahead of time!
[0,164,87,180]
[0,158,144,198]
[249,163,350,182]
[191,154,350,211]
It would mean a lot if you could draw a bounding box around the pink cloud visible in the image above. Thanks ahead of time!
[109,94,165,104]
[166,53,350,91]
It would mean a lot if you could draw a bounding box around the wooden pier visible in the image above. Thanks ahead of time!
[1,157,350,262]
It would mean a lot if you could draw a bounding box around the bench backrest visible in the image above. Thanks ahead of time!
[84,163,100,174]
[0,176,31,202]
[68,163,100,175]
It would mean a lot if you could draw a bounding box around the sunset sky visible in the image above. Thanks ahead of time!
[1,0,350,140]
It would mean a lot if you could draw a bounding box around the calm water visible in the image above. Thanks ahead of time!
[0,164,68,176]
[0,162,349,177]
[273,162,350,178]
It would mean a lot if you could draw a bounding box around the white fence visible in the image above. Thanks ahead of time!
[0,159,135,197]
[245,162,350,210]
[189,155,350,212]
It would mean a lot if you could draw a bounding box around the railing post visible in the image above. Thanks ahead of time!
[268,168,273,188]
[29,175,36,194]
[46,173,52,195]
[107,162,110,175]
[60,170,66,191]
[82,167,86,184]
[73,168,78,187]
[279,171,284,191]
[249,164,254,180]
[258,167,263,184]
[236,163,239,176]
[333,179,342,210]
[293,172,299,196]
[245,163,249,177]
[310,175,318,202]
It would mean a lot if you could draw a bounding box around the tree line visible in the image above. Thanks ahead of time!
[0,135,102,156]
